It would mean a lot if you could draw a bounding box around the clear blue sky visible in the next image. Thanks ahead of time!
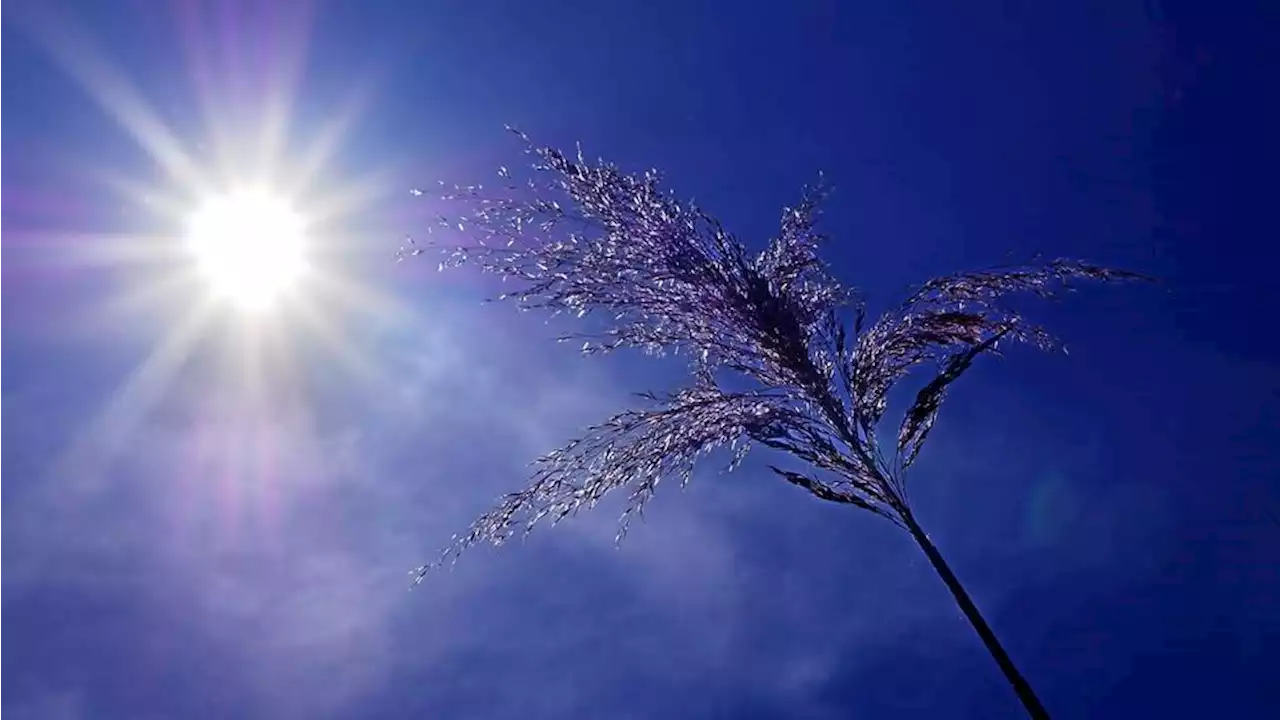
[4,1,1278,717]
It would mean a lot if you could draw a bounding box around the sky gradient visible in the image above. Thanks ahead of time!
[4,1,1279,718]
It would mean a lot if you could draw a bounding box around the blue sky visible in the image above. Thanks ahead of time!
[3,1,1278,717]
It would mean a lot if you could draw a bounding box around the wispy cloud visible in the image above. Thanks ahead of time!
[4,286,1196,718]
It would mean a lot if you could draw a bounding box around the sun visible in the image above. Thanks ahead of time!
[185,186,309,312]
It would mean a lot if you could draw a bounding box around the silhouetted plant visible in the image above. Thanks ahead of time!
[404,129,1144,719]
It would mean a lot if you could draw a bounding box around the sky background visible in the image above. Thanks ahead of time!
[4,1,1279,718]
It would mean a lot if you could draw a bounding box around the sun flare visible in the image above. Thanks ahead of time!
[185,187,308,312]
[28,2,418,537]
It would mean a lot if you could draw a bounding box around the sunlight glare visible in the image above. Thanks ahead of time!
[186,187,308,312]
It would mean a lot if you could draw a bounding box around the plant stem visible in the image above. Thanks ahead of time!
[900,510,1051,719]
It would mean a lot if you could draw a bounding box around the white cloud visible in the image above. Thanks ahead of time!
[3,290,1024,718]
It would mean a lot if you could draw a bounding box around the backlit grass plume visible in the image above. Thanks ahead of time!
[403,129,1145,718]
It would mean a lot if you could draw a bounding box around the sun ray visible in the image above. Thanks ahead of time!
[287,80,381,199]
[93,271,198,327]
[23,4,207,193]
[274,267,414,399]
[305,170,392,228]
[83,164,194,224]
[253,4,317,167]
[308,267,412,327]
[289,300,389,392]
[25,231,183,272]
[51,303,213,491]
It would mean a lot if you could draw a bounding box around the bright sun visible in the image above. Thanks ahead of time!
[185,187,308,312]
